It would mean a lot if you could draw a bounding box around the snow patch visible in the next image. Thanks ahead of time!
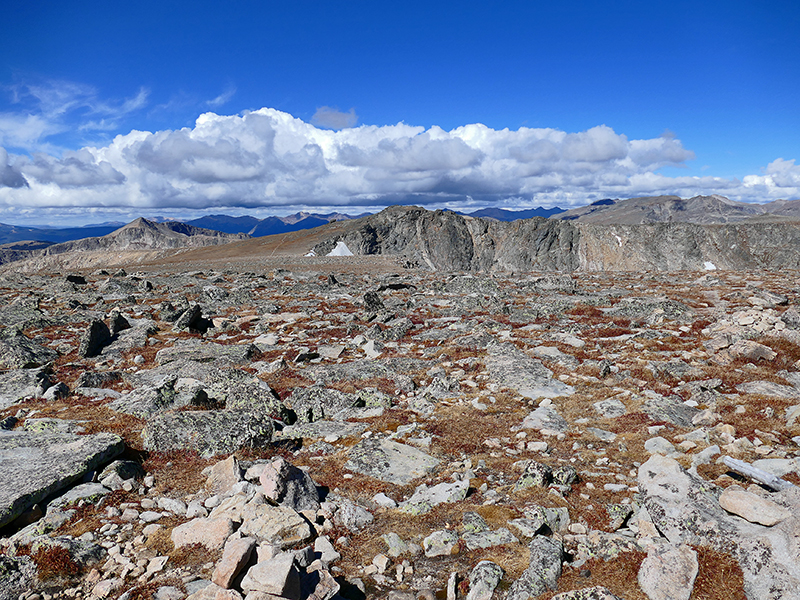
[305,250,316,257]
[703,261,717,271]
[327,241,353,257]
[613,234,623,247]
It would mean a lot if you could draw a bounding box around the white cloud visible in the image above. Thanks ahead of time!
[0,105,798,223]
[1,80,149,152]
[206,86,236,108]
[311,106,358,129]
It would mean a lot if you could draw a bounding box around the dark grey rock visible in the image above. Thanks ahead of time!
[363,291,385,314]
[78,319,111,357]
[109,377,179,419]
[288,386,362,424]
[172,304,204,332]
[75,370,123,389]
[0,555,36,599]
[0,430,124,528]
[642,393,699,428]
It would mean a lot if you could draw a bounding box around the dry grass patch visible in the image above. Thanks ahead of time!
[691,546,747,600]
[113,577,185,600]
[540,551,647,600]
[714,398,791,441]
[16,543,83,581]
[142,451,217,497]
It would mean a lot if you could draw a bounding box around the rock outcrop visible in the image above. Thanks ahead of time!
[310,205,800,272]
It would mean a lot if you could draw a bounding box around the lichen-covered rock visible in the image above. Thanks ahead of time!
[485,342,575,401]
[204,368,289,421]
[345,438,439,485]
[514,461,553,491]
[466,561,504,600]
[400,478,469,515]
[638,454,800,600]
[287,386,361,423]
[108,377,179,418]
[551,587,622,600]
[0,430,124,528]
[506,536,564,600]
[0,555,36,599]
[141,410,274,457]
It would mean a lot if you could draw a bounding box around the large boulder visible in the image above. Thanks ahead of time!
[0,430,124,528]
[141,410,274,457]
[345,438,439,485]
[77,319,111,358]
[485,342,574,400]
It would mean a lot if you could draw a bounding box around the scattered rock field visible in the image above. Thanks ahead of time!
[1,265,800,600]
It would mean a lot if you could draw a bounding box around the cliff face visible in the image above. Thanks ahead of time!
[312,206,800,272]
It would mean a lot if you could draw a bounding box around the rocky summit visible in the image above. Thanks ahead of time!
[0,257,800,600]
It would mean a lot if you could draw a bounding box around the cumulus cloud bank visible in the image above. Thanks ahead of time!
[1,107,798,221]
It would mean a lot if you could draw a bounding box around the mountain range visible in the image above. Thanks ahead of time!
[553,194,800,224]
[0,208,566,246]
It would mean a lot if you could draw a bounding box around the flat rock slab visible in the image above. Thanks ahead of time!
[0,430,124,528]
[485,342,574,400]
[345,438,439,485]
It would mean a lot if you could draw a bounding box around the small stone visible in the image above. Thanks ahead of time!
[718,486,791,526]
[423,530,459,557]
[372,554,391,573]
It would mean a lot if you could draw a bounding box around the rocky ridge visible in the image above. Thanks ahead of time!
[0,265,799,600]
[311,206,800,272]
[0,220,248,269]
[552,195,800,225]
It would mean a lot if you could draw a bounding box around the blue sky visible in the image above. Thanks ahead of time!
[1,0,799,226]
